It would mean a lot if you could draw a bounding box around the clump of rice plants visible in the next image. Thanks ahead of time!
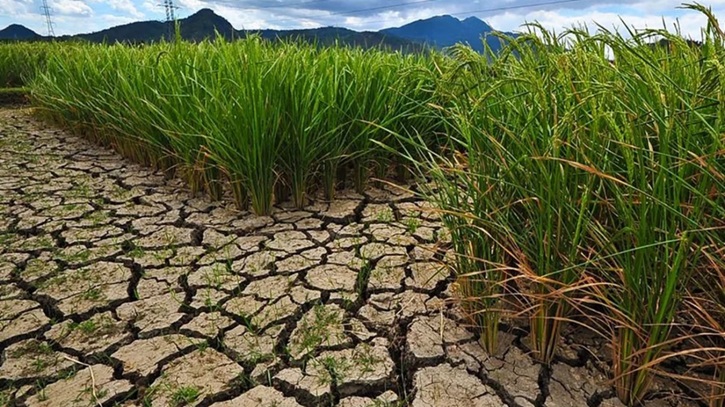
[588,19,724,404]
[28,37,439,214]
[406,30,615,362]
[0,42,55,87]
[397,3,725,405]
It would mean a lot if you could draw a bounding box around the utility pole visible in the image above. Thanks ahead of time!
[40,0,55,37]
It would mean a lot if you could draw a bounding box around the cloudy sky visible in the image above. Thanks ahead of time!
[1,0,723,38]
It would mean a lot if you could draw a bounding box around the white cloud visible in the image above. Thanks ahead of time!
[174,0,308,30]
[50,0,93,16]
[105,0,143,18]
[0,0,34,15]
[486,6,714,40]
[342,8,457,31]
[140,0,163,14]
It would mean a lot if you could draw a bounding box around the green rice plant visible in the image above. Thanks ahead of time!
[388,124,513,355]
[30,43,173,168]
[141,40,226,197]
[587,16,724,404]
[387,33,605,356]
[332,48,438,193]
[200,37,286,213]
[334,48,389,192]
[276,44,341,207]
[315,49,361,200]
[384,78,510,354]
[25,37,441,214]
[411,32,614,362]
[0,42,52,87]
[389,7,724,397]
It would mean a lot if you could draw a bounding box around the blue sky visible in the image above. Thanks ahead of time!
[1,0,723,37]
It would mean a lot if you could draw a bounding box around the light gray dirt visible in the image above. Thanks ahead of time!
[0,108,692,407]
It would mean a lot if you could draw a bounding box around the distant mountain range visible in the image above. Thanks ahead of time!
[0,8,516,53]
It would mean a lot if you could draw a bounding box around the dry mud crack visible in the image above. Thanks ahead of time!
[0,108,696,406]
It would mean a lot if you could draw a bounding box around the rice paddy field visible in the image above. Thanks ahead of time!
[0,4,723,407]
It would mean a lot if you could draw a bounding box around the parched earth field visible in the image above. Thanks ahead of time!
[0,108,697,407]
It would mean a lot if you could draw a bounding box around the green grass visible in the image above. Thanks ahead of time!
[404,217,421,234]
[0,41,55,87]
[0,388,12,407]
[292,304,344,358]
[170,386,200,406]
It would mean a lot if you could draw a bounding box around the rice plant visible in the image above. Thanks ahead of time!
[26,37,439,214]
[404,30,615,362]
[0,41,55,87]
[585,10,724,403]
[392,4,724,404]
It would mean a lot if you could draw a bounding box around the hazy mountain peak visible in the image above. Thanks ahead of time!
[380,13,509,52]
[462,16,493,32]
[0,24,41,40]
[429,15,459,21]
[189,8,218,18]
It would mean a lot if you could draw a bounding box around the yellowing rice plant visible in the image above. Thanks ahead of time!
[0,5,723,405]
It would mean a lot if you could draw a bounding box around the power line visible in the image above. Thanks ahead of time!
[249,0,336,10]
[328,0,442,16]
[454,0,590,17]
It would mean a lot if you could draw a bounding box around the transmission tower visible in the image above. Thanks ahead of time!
[40,0,55,37]
[163,0,178,22]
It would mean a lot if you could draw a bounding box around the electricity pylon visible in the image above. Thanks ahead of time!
[163,0,177,22]
[40,0,55,36]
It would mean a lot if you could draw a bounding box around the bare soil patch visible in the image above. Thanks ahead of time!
[0,108,696,406]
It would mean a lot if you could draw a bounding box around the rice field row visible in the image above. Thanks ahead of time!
[9,38,445,214]
[1,5,723,406]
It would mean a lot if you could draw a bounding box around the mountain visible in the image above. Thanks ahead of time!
[69,9,422,51]
[179,8,235,41]
[66,9,420,51]
[75,8,235,43]
[381,15,515,53]
[0,24,41,40]
[248,27,424,52]
[75,20,166,43]
[1,9,513,54]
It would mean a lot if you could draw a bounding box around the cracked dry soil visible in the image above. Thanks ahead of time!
[0,108,697,407]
